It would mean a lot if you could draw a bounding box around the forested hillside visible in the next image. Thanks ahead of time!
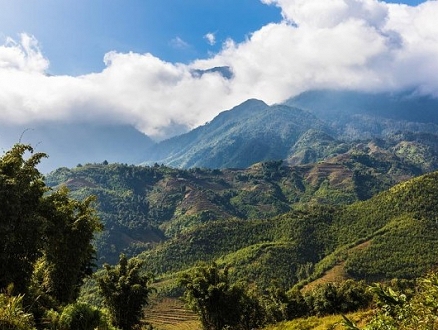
[130,168,438,323]
[47,134,438,277]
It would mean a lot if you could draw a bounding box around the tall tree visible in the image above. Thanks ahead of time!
[179,262,265,330]
[0,143,103,311]
[33,186,102,305]
[97,254,153,330]
[0,144,47,294]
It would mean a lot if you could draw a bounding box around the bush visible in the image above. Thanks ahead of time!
[0,293,36,330]
[43,303,116,330]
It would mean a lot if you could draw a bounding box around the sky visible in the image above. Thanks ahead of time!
[0,0,436,140]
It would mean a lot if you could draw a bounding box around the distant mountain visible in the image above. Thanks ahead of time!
[141,99,331,169]
[139,90,438,170]
[285,90,438,140]
[0,123,155,173]
[2,90,437,173]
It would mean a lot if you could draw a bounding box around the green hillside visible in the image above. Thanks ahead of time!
[46,138,429,266]
[45,155,438,297]
[135,170,438,295]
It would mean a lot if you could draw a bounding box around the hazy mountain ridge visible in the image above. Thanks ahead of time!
[0,123,155,173]
[141,99,331,169]
[2,89,437,174]
[285,89,438,140]
[139,90,438,169]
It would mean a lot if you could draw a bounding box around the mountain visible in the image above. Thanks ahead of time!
[285,89,438,140]
[0,123,155,173]
[140,99,331,168]
[2,90,437,173]
[139,90,438,170]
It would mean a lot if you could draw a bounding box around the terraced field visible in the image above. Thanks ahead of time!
[145,298,201,330]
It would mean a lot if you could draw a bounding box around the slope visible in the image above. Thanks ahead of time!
[47,137,431,266]
[0,122,155,173]
[137,170,438,293]
[140,99,331,169]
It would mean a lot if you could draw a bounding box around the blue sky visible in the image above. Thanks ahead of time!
[0,0,436,140]
[0,0,427,75]
[0,0,281,75]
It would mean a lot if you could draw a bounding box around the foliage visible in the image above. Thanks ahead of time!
[97,254,153,330]
[342,272,438,329]
[32,187,102,305]
[0,144,47,294]
[56,303,116,330]
[179,263,266,330]
[0,144,104,329]
[0,289,36,330]
[304,280,372,316]
[262,286,308,323]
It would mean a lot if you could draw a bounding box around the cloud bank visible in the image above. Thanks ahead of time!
[1,0,437,139]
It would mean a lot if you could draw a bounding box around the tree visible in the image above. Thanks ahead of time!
[179,262,265,330]
[97,254,153,330]
[0,143,103,325]
[32,186,102,305]
[0,144,47,294]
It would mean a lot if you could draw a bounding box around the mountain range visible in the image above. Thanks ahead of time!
[0,122,154,173]
[2,89,437,174]
[140,90,438,169]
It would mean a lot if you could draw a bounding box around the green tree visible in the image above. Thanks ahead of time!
[0,144,47,294]
[343,273,438,329]
[179,262,264,330]
[33,186,103,305]
[0,143,103,327]
[97,254,153,330]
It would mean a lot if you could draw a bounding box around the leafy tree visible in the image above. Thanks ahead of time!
[0,144,47,294]
[343,272,438,329]
[305,280,371,317]
[58,303,115,330]
[32,186,102,305]
[179,262,265,330]
[0,144,103,327]
[97,254,153,330]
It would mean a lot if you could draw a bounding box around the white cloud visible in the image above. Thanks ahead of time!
[204,32,216,45]
[0,34,49,72]
[0,0,438,139]
[169,36,190,49]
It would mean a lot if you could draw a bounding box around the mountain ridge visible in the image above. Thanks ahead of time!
[139,89,438,169]
[141,99,331,168]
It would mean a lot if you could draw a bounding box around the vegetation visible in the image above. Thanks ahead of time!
[97,254,153,330]
[179,263,265,330]
[46,138,432,267]
[5,137,438,329]
[0,144,152,329]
